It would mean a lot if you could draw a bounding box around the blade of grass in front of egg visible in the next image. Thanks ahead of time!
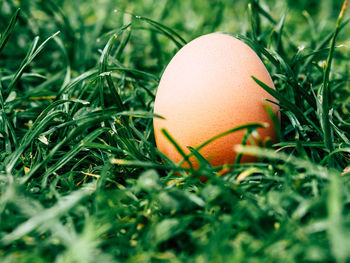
[234,128,255,164]
[174,123,265,168]
[252,76,323,136]
[161,128,193,169]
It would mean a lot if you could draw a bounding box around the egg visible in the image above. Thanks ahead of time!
[153,33,279,169]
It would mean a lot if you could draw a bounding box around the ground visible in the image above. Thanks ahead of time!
[0,0,349,262]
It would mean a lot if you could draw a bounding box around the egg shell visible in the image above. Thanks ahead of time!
[153,33,279,168]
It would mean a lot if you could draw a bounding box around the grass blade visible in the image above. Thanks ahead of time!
[6,31,60,96]
[317,1,348,166]
[0,8,20,53]
[1,183,95,245]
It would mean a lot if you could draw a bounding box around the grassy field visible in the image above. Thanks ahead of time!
[0,0,349,262]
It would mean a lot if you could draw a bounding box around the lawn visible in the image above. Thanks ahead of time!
[0,0,349,262]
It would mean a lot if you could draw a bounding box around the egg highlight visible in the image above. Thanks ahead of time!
[153,33,279,168]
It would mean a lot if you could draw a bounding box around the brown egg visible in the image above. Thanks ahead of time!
[153,33,279,169]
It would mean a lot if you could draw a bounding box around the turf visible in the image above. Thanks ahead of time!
[0,0,349,262]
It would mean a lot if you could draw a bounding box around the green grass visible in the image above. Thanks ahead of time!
[0,0,349,262]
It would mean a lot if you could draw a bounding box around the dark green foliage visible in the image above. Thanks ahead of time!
[0,0,349,262]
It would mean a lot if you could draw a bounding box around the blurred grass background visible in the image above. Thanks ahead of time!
[0,0,349,262]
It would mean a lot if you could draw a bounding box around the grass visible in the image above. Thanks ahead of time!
[0,0,349,262]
